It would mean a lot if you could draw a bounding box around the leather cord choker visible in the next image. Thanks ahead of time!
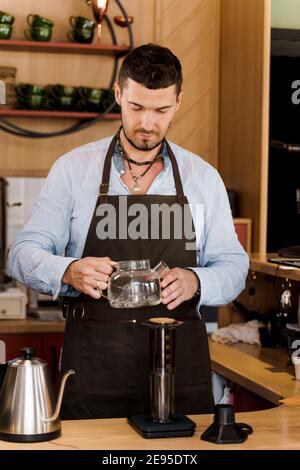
[117,129,163,192]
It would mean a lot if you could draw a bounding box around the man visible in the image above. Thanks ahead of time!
[8,44,249,420]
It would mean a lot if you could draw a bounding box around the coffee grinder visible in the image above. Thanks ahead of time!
[128,317,196,438]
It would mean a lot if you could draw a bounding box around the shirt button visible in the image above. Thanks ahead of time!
[120,170,125,175]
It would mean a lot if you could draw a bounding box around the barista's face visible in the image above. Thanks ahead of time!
[114,78,182,151]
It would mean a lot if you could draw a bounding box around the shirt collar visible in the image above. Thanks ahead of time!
[113,139,171,175]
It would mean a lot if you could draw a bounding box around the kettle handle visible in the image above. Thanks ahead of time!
[0,363,8,391]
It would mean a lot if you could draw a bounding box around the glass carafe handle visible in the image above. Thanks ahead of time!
[96,288,110,300]
[95,262,119,300]
[153,261,169,279]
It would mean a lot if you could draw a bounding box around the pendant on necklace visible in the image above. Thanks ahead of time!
[133,176,141,192]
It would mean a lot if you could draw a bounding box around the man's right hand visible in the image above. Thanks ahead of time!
[62,257,116,299]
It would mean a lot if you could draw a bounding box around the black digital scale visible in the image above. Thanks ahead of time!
[128,413,195,439]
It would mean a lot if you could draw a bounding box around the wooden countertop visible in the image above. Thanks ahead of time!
[0,318,65,334]
[250,253,300,282]
[0,405,300,450]
[209,338,300,403]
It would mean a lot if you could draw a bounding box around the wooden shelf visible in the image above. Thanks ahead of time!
[0,109,120,119]
[0,39,129,56]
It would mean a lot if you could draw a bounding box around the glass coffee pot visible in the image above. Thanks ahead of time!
[100,259,169,308]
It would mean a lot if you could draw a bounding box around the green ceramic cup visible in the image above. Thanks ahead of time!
[78,87,103,100]
[17,94,46,110]
[85,97,102,112]
[57,95,74,110]
[24,26,52,42]
[26,14,54,27]
[45,95,75,111]
[75,97,101,112]
[46,84,77,98]
[69,16,96,30]
[67,27,94,44]
[74,98,86,111]
[0,23,12,39]
[0,11,15,25]
[16,83,46,97]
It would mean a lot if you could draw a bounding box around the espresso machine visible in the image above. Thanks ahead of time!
[128,317,196,438]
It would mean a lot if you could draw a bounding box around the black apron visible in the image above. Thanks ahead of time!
[60,135,214,419]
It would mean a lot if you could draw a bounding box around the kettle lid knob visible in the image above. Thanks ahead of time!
[21,347,34,360]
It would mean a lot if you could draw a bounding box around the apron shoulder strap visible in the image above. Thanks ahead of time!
[99,135,118,204]
[165,141,186,205]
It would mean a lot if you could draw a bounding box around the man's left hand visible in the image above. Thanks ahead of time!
[160,268,199,310]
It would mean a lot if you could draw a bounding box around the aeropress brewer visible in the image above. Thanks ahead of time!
[128,317,196,438]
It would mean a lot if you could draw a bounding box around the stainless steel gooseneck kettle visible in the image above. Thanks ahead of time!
[0,347,75,442]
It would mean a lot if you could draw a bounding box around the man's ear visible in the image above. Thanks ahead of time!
[114,82,121,105]
[175,90,183,111]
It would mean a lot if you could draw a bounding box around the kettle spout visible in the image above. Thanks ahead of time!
[44,369,75,423]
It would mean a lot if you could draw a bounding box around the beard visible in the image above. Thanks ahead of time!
[121,115,170,152]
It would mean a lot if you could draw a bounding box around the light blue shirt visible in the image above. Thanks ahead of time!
[8,136,249,308]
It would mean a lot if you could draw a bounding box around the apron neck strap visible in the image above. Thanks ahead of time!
[165,141,186,205]
[99,135,186,205]
[99,135,117,204]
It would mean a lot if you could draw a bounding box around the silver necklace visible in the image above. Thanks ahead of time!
[117,131,163,192]
[127,154,160,192]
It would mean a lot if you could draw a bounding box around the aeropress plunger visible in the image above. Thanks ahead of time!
[128,317,196,438]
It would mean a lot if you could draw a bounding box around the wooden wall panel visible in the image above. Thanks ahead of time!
[0,0,156,176]
[155,0,220,167]
[218,0,271,252]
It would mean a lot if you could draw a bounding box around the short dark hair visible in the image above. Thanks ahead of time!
[118,43,183,96]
